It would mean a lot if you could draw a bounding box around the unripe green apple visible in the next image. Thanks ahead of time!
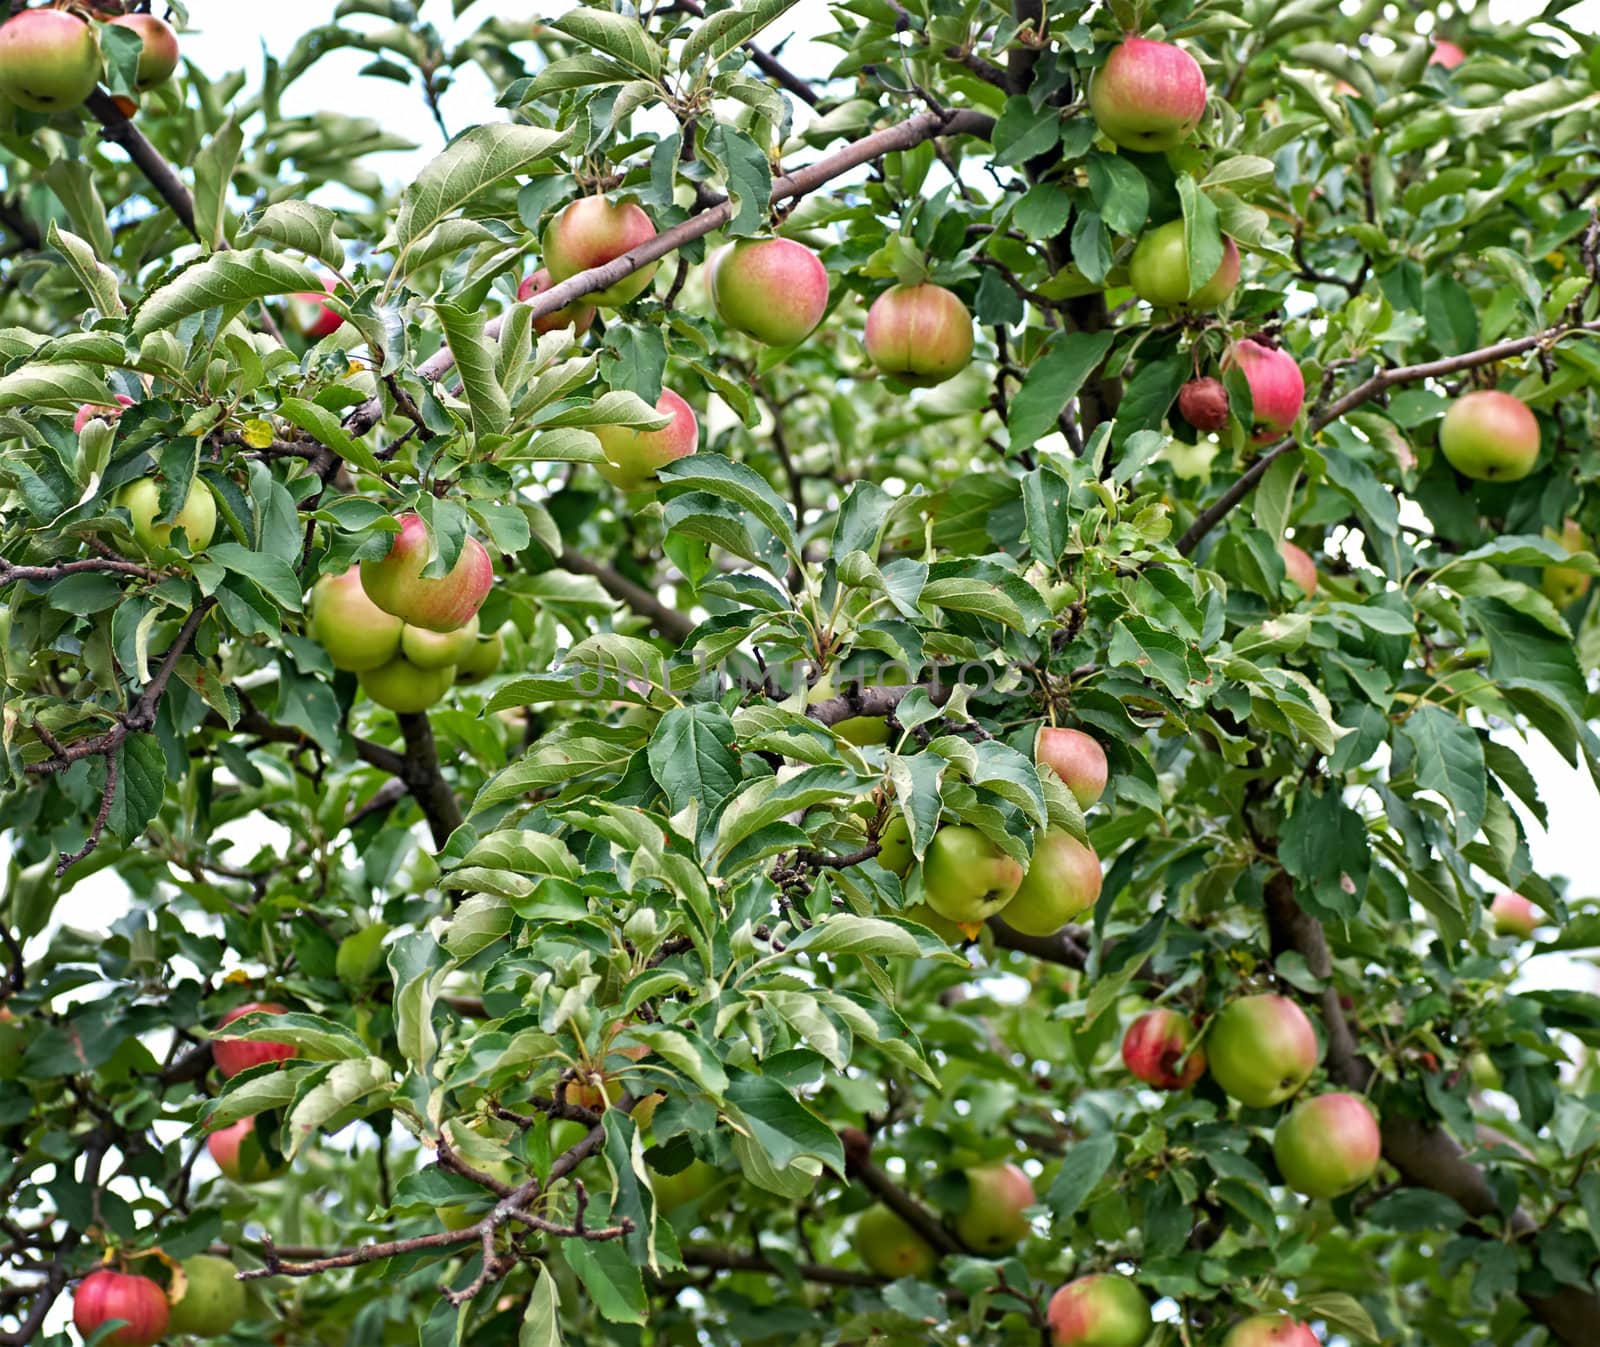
[518,267,596,335]
[1540,518,1590,607]
[1207,994,1318,1108]
[0,9,99,112]
[360,514,494,633]
[853,1204,936,1278]
[1128,220,1240,310]
[920,825,1025,933]
[167,1254,248,1337]
[878,814,913,877]
[1047,1273,1153,1347]
[595,388,699,491]
[117,476,217,552]
[542,197,658,306]
[864,282,974,387]
[709,236,829,345]
[1089,37,1207,151]
[953,1162,1034,1254]
[310,566,404,672]
[401,614,480,670]
[1121,1008,1205,1089]
[903,900,969,943]
[1490,891,1538,938]
[650,1158,722,1211]
[1221,1313,1320,1347]
[107,13,180,89]
[207,1116,286,1183]
[1281,540,1318,595]
[359,655,456,713]
[456,628,505,681]
[1272,1091,1381,1198]
[1034,726,1108,809]
[1002,830,1102,936]
[1439,390,1540,481]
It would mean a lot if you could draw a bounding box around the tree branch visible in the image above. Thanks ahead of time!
[839,1127,962,1256]
[671,0,819,106]
[395,713,463,849]
[557,549,695,642]
[0,555,164,586]
[679,1243,884,1288]
[85,88,202,239]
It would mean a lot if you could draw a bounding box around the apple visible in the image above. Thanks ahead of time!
[310,565,404,672]
[75,393,135,435]
[167,1253,247,1337]
[1177,377,1229,431]
[518,267,596,336]
[294,274,345,340]
[1222,1314,1320,1347]
[359,654,456,713]
[1207,994,1318,1108]
[107,13,179,89]
[1003,830,1102,936]
[0,9,100,113]
[878,814,913,877]
[864,282,974,387]
[1128,220,1240,310]
[1469,1051,1503,1090]
[1272,1091,1381,1198]
[853,1204,936,1278]
[1541,518,1591,607]
[1121,1008,1205,1090]
[1047,1274,1153,1347]
[1089,37,1206,152]
[1281,540,1318,595]
[595,388,699,490]
[650,1158,721,1211]
[920,825,1025,932]
[213,1001,296,1078]
[116,476,217,552]
[360,514,494,632]
[709,236,830,345]
[953,1162,1035,1254]
[1034,726,1108,809]
[542,197,658,306]
[72,1269,169,1347]
[1430,38,1466,68]
[1225,339,1304,442]
[903,900,969,943]
[456,628,505,681]
[1490,891,1538,938]
[401,614,480,670]
[207,1116,286,1183]
[1439,390,1540,481]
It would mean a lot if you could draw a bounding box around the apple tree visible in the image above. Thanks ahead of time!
[2,0,1600,1345]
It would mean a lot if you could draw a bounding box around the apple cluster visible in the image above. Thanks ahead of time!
[0,5,180,118]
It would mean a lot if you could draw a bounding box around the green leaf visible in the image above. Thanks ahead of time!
[659,453,800,563]
[43,160,114,262]
[237,202,345,267]
[549,6,659,76]
[1046,1133,1116,1223]
[47,218,124,314]
[681,0,801,69]
[277,397,387,476]
[216,1010,371,1061]
[132,252,326,338]
[563,1233,646,1324]
[437,301,512,442]
[647,704,741,816]
[193,116,244,252]
[1401,706,1486,847]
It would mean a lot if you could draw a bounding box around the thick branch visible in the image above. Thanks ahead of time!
[806,679,950,727]
[395,713,463,849]
[1177,320,1600,556]
[85,88,201,238]
[679,1244,883,1288]
[558,549,695,642]
[840,1128,962,1256]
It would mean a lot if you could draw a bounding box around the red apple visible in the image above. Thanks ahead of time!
[0,9,100,113]
[1490,891,1538,938]
[594,388,699,491]
[1128,220,1240,311]
[518,267,596,336]
[207,1115,286,1183]
[1047,1274,1153,1347]
[1439,390,1540,482]
[1223,1314,1320,1347]
[107,12,179,89]
[73,1269,169,1347]
[1272,1091,1381,1198]
[1430,39,1466,69]
[212,1001,296,1078]
[1089,37,1207,152]
[1122,1008,1205,1090]
[709,236,830,345]
[1281,540,1318,595]
[1034,726,1108,809]
[294,275,344,340]
[75,393,135,435]
[359,514,494,632]
[310,565,404,672]
[1178,377,1229,431]
[864,282,974,387]
[542,197,658,306]
[1225,339,1304,442]
[953,1162,1035,1253]
[1207,994,1318,1108]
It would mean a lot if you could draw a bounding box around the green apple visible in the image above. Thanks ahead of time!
[358,655,456,713]
[877,814,913,877]
[360,514,494,633]
[310,566,403,672]
[106,13,180,89]
[456,629,505,681]
[650,1158,722,1211]
[864,282,974,388]
[1540,518,1590,607]
[709,236,830,346]
[1489,891,1538,938]
[1439,389,1540,481]
[1272,1091,1381,1198]
[1207,994,1318,1108]
[1128,220,1239,310]
[401,614,480,670]
[853,1204,936,1279]
[167,1254,247,1337]
[117,477,216,552]
[1001,830,1102,936]
[1047,1273,1153,1347]
[953,1162,1034,1254]
[920,825,1025,933]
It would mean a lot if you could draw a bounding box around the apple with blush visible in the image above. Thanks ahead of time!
[710,236,830,345]
[310,565,404,672]
[1122,1008,1205,1090]
[360,514,494,633]
[1439,390,1540,482]
[952,1161,1035,1254]
[1272,1091,1381,1198]
[1222,1314,1320,1347]
[1034,726,1108,809]
[1089,37,1206,151]
[72,1269,169,1347]
[920,825,1025,934]
[1225,339,1304,443]
[1490,891,1538,938]
[864,282,974,388]
[0,9,100,113]
[106,12,180,89]
[212,1001,296,1078]
[542,197,658,306]
[1047,1274,1153,1347]
[1002,829,1102,937]
[518,267,596,335]
[595,388,699,491]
